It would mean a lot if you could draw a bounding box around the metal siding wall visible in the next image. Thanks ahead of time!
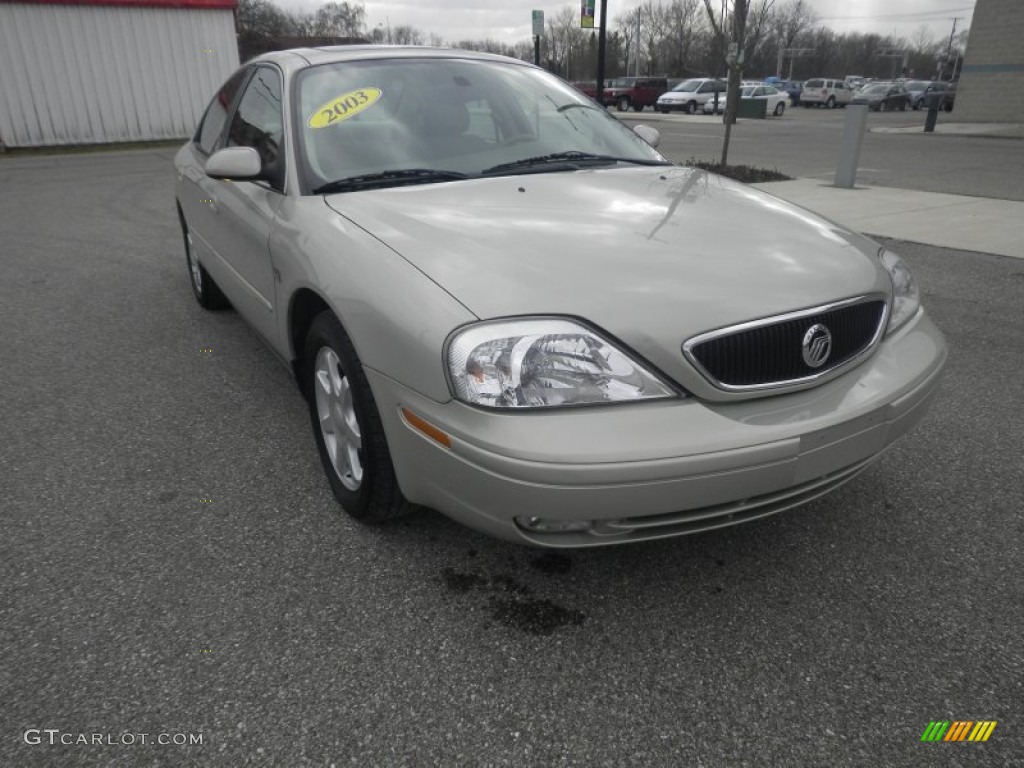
[0,4,239,146]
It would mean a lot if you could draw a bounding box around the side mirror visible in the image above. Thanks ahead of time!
[205,147,263,181]
[632,124,660,148]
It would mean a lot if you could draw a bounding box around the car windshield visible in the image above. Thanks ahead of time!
[295,58,665,193]
[671,79,702,92]
[905,81,929,90]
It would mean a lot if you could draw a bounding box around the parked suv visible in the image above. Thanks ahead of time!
[801,78,854,108]
[903,80,952,110]
[655,78,728,114]
[601,77,669,112]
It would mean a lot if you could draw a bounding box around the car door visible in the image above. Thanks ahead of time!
[697,81,715,105]
[179,67,251,273]
[197,65,287,345]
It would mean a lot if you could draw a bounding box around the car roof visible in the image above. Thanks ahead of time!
[246,45,531,76]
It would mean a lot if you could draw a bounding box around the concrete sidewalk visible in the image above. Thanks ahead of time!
[751,178,1024,259]
[871,122,1024,139]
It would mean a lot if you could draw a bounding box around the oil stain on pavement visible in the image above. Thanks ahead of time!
[440,566,585,636]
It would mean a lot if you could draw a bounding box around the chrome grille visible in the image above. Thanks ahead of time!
[684,296,888,390]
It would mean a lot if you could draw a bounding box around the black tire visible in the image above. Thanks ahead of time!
[658,108,670,114]
[899,100,907,111]
[826,96,836,109]
[913,99,922,110]
[177,207,229,311]
[617,96,630,112]
[303,311,414,523]
[632,103,644,112]
[773,101,785,116]
[685,100,698,114]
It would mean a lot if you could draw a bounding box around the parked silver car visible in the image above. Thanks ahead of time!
[174,46,946,547]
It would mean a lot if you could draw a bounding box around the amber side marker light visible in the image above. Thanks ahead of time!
[401,408,452,448]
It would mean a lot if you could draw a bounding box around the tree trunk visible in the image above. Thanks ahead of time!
[720,0,748,166]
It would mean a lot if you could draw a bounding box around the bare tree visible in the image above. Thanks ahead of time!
[390,25,424,45]
[909,24,934,54]
[306,1,366,37]
[703,0,776,165]
[236,0,294,38]
[545,6,588,79]
[615,9,639,76]
[770,0,817,76]
[662,0,704,75]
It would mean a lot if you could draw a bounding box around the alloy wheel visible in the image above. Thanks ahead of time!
[186,232,202,293]
[313,347,363,491]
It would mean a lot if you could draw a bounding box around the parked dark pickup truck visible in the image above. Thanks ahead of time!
[601,77,668,112]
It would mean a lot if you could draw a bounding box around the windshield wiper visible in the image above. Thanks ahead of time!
[313,169,469,194]
[482,151,670,176]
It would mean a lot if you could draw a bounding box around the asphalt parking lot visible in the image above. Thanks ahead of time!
[621,106,1024,201]
[1,148,1023,766]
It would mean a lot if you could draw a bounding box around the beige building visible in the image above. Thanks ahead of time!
[0,0,240,147]
[955,0,1024,123]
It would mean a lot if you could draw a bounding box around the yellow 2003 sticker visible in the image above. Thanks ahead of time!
[308,88,382,128]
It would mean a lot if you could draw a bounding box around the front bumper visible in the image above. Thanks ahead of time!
[368,310,946,547]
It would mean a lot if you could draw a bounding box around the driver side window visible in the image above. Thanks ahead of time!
[227,67,286,191]
[196,68,250,156]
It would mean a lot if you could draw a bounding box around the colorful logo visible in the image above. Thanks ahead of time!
[921,721,997,742]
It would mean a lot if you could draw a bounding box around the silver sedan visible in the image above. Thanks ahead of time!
[174,46,946,547]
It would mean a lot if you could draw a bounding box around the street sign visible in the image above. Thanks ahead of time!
[581,0,595,28]
[532,10,544,37]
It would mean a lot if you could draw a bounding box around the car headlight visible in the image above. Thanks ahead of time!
[446,318,678,409]
[879,248,920,332]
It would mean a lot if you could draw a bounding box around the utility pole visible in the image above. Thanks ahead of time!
[942,17,963,80]
[596,0,608,99]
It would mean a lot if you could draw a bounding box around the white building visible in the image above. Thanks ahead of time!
[951,0,1023,123]
[0,0,240,147]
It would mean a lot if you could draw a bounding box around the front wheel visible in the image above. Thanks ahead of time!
[773,102,785,116]
[617,96,630,112]
[685,101,698,114]
[658,108,669,114]
[632,103,644,112]
[303,311,414,522]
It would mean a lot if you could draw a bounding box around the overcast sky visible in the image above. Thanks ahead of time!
[276,0,976,46]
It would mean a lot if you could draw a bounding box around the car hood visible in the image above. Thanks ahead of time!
[659,92,695,100]
[325,167,890,398]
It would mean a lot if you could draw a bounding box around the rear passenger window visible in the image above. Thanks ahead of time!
[196,68,250,156]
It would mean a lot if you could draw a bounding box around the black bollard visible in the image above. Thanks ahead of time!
[924,96,939,133]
